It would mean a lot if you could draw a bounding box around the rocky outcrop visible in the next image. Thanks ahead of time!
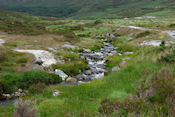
[0,39,5,46]
[13,49,57,67]
[62,44,78,50]
[55,69,68,81]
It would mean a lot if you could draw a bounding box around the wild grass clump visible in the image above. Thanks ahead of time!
[159,48,175,63]
[13,99,37,117]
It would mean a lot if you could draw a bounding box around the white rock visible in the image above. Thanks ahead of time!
[53,91,60,96]
[13,49,57,67]
[124,52,134,55]
[55,69,68,81]
[140,40,162,46]
[62,44,78,50]
[166,31,175,39]
[83,49,91,53]
[94,73,104,79]
[0,39,5,46]
[112,66,120,72]
[128,26,148,31]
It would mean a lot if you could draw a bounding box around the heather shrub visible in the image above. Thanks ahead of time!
[21,70,62,89]
[0,73,22,93]
[94,20,103,25]
[47,73,62,84]
[29,83,46,94]
[99,68,175,116]
[52,60,89,76]
[148,68,175,103]
[159,49,175,63]
[99,99,116,115]
[0,70,62,94]
[136,31,151,38]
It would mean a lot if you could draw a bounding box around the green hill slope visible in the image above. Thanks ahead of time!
[0,0,175,19]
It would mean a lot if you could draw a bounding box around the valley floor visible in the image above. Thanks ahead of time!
[0,14,175,116]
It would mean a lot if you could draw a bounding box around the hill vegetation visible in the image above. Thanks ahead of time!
[0,0,175,19]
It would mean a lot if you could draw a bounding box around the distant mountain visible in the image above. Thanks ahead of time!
[0,0,175,19]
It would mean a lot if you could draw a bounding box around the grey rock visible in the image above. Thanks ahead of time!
[84,70,92,75]
[83,49,91,53]
[124,52,134,55]
[62,44,78,50]
[33,64,43,70]
[111,50,117,55]
[112,66,120,72]
[105,33,115,39]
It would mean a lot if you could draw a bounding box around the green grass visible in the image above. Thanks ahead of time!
[75,26,113,37]
[4,47,167,117]
[33,59,164,117]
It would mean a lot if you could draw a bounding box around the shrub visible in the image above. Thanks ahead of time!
[159,49,175,63]
[21,70,49,89]
[0,51,7,62]
[148,68,175,103]
[89,45,103,51]
[48,73,62,84]
[13,99,37,117]
[106,56,122,70]
[21,70,62,89]
[16,57,28,63]
[160,40,166,51]
[99,99,115,115]
[56,52,79,61]
[0,73,22,93]
[94,20,103,25]
[136,31,151,38]
[29,83,46,94]
[0,70,62,94]
[53,60,89,76]
[117,44,137,52]
[169,24,175,28]
[99,68,175,116]
[0,80,5,94]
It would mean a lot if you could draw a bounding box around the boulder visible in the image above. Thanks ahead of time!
[66,77,77,84]
[112,66,120,72]
[62,44,78,50]
[105,33,115,39]
[84,70,92,75]
[53,91,60,96]
[83,49,91,53]
[55,69,68,81]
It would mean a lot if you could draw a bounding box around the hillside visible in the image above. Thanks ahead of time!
[0,0,175,19]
